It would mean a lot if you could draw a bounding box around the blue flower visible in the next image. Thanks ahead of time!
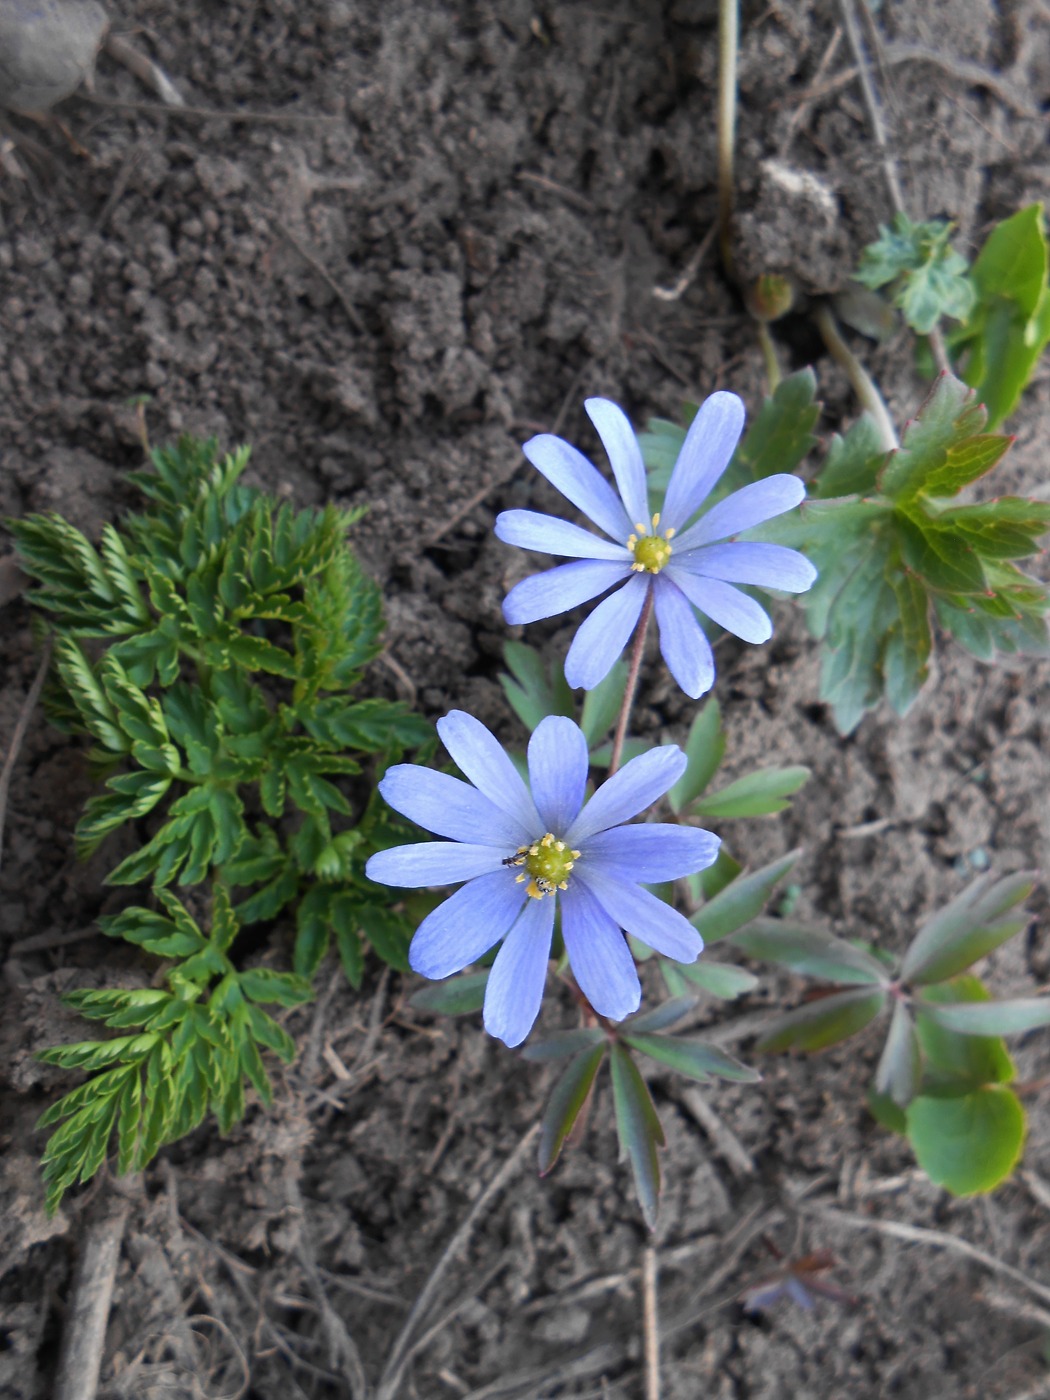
[495,394,817,698]
[365,711,719,1047]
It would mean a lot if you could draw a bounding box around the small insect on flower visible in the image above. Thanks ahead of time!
[495,394,817,698]
[365,710,720,1047]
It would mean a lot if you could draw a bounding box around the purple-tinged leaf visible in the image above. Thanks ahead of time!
[731,917,888,985]
[873,1001,920,1107]
[521,1027,607,1062]
[676,959,758,999]
[901,871,1038,985]
[920,997,1050,1037]
[609,1043,665,1231]
[689,850,802,944]
[756,987,887,1054]
[623,1032,760,1083]
[625,996,698,1034]
[538,1043,607,1176]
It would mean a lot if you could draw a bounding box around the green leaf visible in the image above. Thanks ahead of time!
[906,1085,1025,1195]
[695,849,742,901]
[883,566,932,716]
[873,1002,920,1108]
[811,414,888,500]
[624,996,698,1034]
[731,918,887,985]
[818,532,898,734]
[238,967,313,1008]
[879,374,1004,505]
[689,849,802,944]
[579,659,627,749]
[671,959,758,1000]
[730,369,820,484]
[920,997,1050,1037]
[623,1032,759,1083]
[409,972,491,1017]
[856,214,975,335]
[755,986,887,1054]
[538,1043,607,1176]
[521,1028,609,1061]
[357,906,411,972]
[609,1043,665,1231]
[901,871,1037,985]
[668,699,725,815]
[499,641,573,733]
[692,765,810,819]
[913,976,1014,1091]
[956,204,1050,428]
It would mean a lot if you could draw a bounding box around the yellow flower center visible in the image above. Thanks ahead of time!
[504,833,581,900]
[627,513,675,574]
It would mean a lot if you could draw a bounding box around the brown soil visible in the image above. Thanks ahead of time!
[2,1,1050,1397]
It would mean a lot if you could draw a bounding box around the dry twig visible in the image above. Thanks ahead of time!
[0,636,53,884]
[805,1203,1050,1310]
[54,1196,130,1400]
[642,1245,660,1400]
[376,1123,540,1399]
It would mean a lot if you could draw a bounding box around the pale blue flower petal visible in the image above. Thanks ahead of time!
[585,397,650,530]
[671,474,806,551]
[564,572,648,690]
[652,574,716,699]
[669,571,772,644]
[436,710,542,833]
[379,766,534,847]
[494,510,631,562]
[483,896,556,1047]
[567,744,686,845]
[583,824,720,883]
[409,871,526,979]
[661,392,746,533]
[528,715,589,833]
[675,541,816,592]
[503,559,632,626]
[561,882,641,1021]
[580,870,703,963]
[367,842,508,887]
[522,432,633,541]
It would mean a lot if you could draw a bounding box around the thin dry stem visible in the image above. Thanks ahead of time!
[54,1197,130,1400]
[609,588,654,777]
[0,637,53,883]
[642,1245,661,1400]
[376,1123,540,1399]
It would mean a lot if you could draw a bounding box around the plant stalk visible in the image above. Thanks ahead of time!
[813,302,899,451]
[608,589,654,777]
[717,0,739,281]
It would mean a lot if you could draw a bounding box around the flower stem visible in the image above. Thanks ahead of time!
[609,589,654,777]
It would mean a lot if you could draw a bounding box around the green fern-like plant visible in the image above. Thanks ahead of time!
[10,437,432,1207]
